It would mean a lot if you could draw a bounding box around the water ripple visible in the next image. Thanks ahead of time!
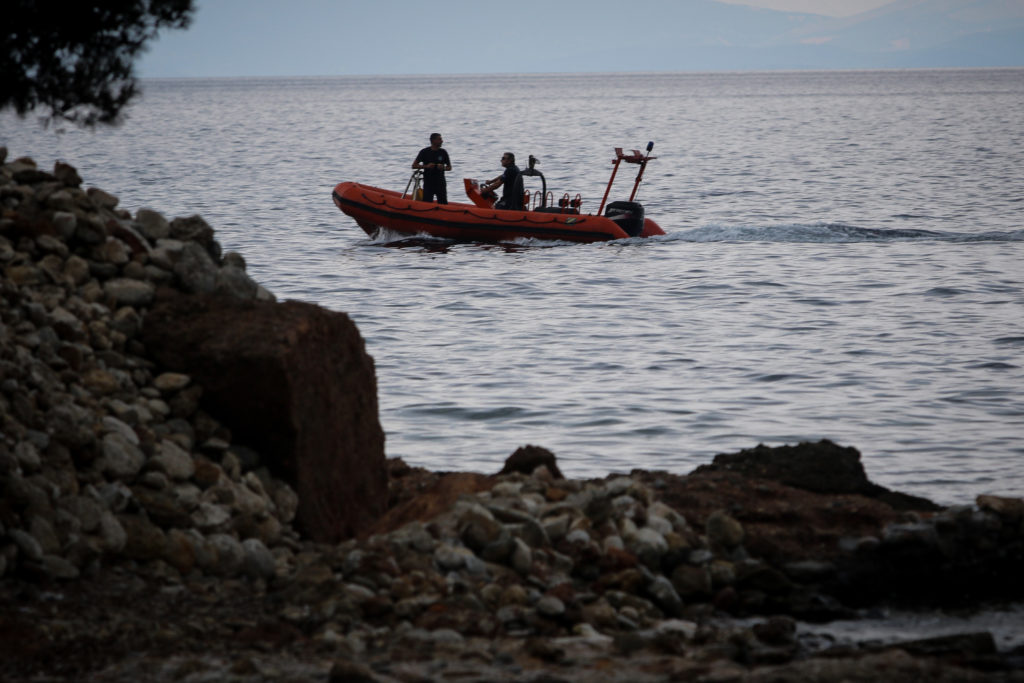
[4,69,1022,505]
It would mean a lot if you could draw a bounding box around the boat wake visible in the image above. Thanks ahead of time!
[664,222,1024,244]
[359,222,1024,249]
[366,228,455,249]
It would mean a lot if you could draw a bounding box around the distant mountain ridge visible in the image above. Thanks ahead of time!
[769,0,1024,67]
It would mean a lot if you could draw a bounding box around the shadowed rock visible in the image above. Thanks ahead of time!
[500,444,564,479]
[142,289,387,543]
[693,440,939,511]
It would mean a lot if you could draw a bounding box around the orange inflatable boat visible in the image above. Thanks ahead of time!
[332,145,665,244]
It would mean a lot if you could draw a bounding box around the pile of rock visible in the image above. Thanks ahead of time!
[279,461,1023,675]
[0,148,299,583]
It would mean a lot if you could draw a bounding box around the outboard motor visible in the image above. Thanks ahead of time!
[604,200,645,237]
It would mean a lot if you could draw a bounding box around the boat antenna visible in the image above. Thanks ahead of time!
[629,141,655,202]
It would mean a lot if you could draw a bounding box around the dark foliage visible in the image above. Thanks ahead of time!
[0,0,194,127]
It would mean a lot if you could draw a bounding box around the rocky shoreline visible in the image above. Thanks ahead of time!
[1,149,1022,681]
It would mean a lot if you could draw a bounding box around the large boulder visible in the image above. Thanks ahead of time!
[692,440,938,511]
[141,289,387,542]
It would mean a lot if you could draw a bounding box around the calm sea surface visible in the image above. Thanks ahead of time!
[3,69,1022,506]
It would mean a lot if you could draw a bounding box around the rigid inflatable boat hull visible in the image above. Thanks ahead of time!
[332,181,664,244]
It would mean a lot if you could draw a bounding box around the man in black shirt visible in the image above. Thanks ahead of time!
[482,152,523,210]
[412,133,452,204]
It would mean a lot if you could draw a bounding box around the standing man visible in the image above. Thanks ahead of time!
[412,133,452,204]
[482,152,523,210]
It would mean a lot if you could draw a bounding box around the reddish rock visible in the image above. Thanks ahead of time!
[366,472,495,537]
[382,457,441,510]
[633,468,912,563]
[141,289,386,543]
[544,486,570,502]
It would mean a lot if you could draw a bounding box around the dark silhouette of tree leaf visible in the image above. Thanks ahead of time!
[1,0,195,127]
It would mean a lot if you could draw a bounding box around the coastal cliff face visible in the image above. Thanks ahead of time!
[1,149,1022,681]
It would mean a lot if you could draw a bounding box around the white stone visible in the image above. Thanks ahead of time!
[192,501,231,530]
[434,543,473,571]
[153,372,191,392]
[241,538,276,579]
[490,481,523,498]
[99,432,144,480]
[102,416,139,445]
[628,527,668,555]
[52,211,77,238]
[344,583,375,603]
[152,440,195,480]
[207,533,245,577]
[103,278,155,307]
[603,535,625,552]
[97,512,127,552]
[565,528,591,545]
[147,398,171,417]
[171,482,202,511]
[541,513,570,542]
[655,619,699,640]
[604,477,635,496]
[646,513,674,536]
[536,595,565,617]
[649,501,687,528]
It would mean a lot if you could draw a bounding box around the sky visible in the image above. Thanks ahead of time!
[718,0,895,15]
[135,0,1022,77]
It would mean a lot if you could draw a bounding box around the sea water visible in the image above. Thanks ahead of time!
[3,69,1022,506]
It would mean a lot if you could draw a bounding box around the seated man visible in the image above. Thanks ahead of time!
[482,152,523,210]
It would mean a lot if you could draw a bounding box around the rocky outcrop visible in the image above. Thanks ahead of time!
[827,493,1024,607]
[141,289,387,543]
[693,439,940,511]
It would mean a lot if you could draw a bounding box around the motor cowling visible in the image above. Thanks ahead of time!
[604,201,645,237]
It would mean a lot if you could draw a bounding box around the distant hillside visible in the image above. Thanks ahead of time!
[771,0,1024,68]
